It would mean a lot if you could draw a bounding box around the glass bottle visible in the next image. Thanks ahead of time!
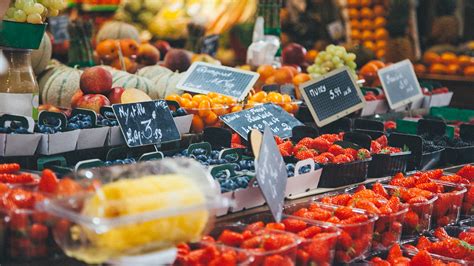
[0,49,39,119]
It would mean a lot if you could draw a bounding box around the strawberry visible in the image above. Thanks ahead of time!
[265,222,285,231]
[0,163,20,174]
[408,196,429,204]
[201,236,215,243]
[209,250,237,266]
[262,234,295,251]
[30,223,48,240]
[295,149,314,161]
[457,165,474,181]
[333,154,352,164]
[320,134,341,143]
[334,206,354,220]
[297,226,322,238]
[328,144,345,156]
[387,243,403,263]
[410,250,432,266]
[246,221,264,231]
[297,137,315,149]
[344,148,358,159]
[433,227,450,240]
[337,231,353,249]
[39,169,59,193]
[341,214,369,224]
[296,249,310,265]
[274,136,284,145]
[56,178,82,196]
[242,230,254,240]
[417,236,432,250]
[231,143,246,149]
[331,194,353,206]
[375,135,388,147]
[231,133,241,144]
[278,141,294,155]
[313,155,329,164]
[404,211,420,229]
[355,200,381,214]
[357,148,371,160]
[384,121,397,130]
[390,176,416,188]
[373,182,389,199]
[326,216,340,223]
[387,196,402,212]
[241,236,262,249]
[371,140,382,153]
[278,147,290,157]
[313,137,331,152]
[292,144,308,154]
[218,230,244,247]
[415,182,443,193]
[282,218,307,233]
[319,152,335,162]
[425,169,444,179]
[263,254,293,266]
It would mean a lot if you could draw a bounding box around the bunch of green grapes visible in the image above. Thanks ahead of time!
[4,0,65,24]
[307,45,357,79]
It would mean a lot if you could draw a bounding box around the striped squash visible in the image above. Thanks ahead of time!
[107,68,158,99]
[96,21,140,43]
[39,65,82,108]
[137,65,172,80]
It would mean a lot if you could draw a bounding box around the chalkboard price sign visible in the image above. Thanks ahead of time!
[176,62,259,101]
[220,103,303,141]
[377,59,423,110]
[200,34,219,56]
[299,67,365,127]
[255,126,288,222]
[112,100,180,147]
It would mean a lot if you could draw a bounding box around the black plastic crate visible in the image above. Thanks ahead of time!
[318,159,371,188]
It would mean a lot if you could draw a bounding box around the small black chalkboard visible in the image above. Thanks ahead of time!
[112,100,180,147]
[48,15,70,43]
[299,67,365,127]
[200,34,219,56]
[219,103,304,141]
[176,62,259,101]
[255,126,288,222]
[377,59,423,109]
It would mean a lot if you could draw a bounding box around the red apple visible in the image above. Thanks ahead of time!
[71,89,84,108]
[154,40,171,59]
[80,66,113,95]
[282,43,307,66]
[164,49,191,73]
[107,87,125,104]
[76,94,110,113]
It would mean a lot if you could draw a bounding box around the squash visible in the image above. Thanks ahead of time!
[105,67,157,99]
[136,65,172,80]
[39,65,82,108]
[151,71,184,98]
[31,33,52,75]
[96,21,140,43]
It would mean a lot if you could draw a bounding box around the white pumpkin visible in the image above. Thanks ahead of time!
[150,71,184,98]
[96,21,140,43]
[106,68,157,98]
[136,65,172,80]
[39,65,82,108]
[31,33,52,75]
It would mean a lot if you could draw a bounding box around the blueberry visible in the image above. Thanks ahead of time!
[181,150,188,156]
[76,121,85,128]
[15,127,29,134]
[83,116,92,122]
[232,163,241,171]
[196,154,207,161]
[217,159,227,164]
[211,150,220,159]
[236,176,249,188]
[97,114,104,121]
[298,165,311,175]
[67,123,79,131]
[176,108,187,116]
[83,121,93,128]
[209,159,218,165]
[238,160,247,170]
[104,161,113,166]
[9,121,20,129]
[286,163,295,172]
[69,116,78,123]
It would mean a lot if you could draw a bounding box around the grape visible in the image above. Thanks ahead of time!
[307,44,358,77]
[32,3,45,14]
[347,61,357,70]
[48,8,59,16]
[15,0,25,9]
[347,53,356,62]
[13,9,27,22]
[23,1,35,15]
[332,56,341,65]
[6,7,16,18]
[51,0,65,10]
[27,13,42,24]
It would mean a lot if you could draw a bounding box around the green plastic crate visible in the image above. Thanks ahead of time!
[396,118,455,139]
[430,107,474,122]
[0,20,46,49]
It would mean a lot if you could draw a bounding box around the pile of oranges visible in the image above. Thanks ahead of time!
[165,93,242,133]
[255,65,311,99]
[347,0,388,59]
[415,51,474,76]
[246,91,300,114]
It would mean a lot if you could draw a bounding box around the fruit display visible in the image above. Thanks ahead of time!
[255,64,310,92]
[419,51,474,76]
[346,0,389,59]
[246,91,300,114]
[307,45,357,79]
[369,135,404,155]
[358,60,387,87]
[39,65,83,108]
[174,240,253,266]
[5,0,66,24]
[285,202,377,263]
[319,185,408,250]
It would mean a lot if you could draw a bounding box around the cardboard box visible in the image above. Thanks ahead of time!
[230,180,265,212]
[285,159,323,198]
[422,92,453,108]
[216,191,233,216]
[173,114,193,135]
[361,100,389,116]
[76,127,110,150]
[37,130,81,155]
[106,126,126,147]
[0,133,41,156]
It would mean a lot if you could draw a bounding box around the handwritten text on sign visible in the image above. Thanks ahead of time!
[300,67,365,127]
[377,59,423,110]
[176,62,259,101]
[113,100,180,147]
[220,103,303,140]
[256,126,288,222]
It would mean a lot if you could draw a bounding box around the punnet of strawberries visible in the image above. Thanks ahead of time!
[319,184,408,251]
[0,163,37,184]
[276,133,372,164]
[370,135,405,155]
[389,170,467,227]
[284,202,377,263]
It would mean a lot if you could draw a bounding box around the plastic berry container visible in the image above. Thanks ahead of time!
[210,223,302,266]
[36,158,231,264]
[461,183,474,218]
[173,241,254,266]
[430,181,467,227]
[238,213,341,266]
[283,201,378,263]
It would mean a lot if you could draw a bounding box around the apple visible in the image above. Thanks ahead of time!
[76,94,110,113]
[107,87,125,104]
[154,40,171,58]
[137,43,160,66]
[164,49,191,72]
[80,66,113,95]
[71,89,84,108]
[282,43,307,66]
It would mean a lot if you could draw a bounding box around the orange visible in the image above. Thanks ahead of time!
[458,55,472,67]
[369,60,385,69]
[165,94,181,104]
[350,20,361,30]
[181,93,193,101]
[305,49,318,63]
[282,103,294,113]
[207,92,219,98]
[231,105,243,112]
[96,39,119,60]
[374,28,388,40]
[281,66,299,76]
[267,92,283,103]
[348,8,360,19]
[119,39,139,57]
[282,94,292,103]
[360,63,379,76]
[191,115,204,133]
[363,41,376,51]
[373,5,385,16]
[374,17,386,28]
[265,76,276,85]
[245,100,256,109]
[220,95,236,105]
[429,63,447,74]
[348,0,360,8]
[179,98,193,108]
[250,91,267,102]
[360,0,372,7]
[464,66,474,76]
[192,94,210,103]
[210,97,225,105]
[198,100,211,117]
[351,29,362,40]
[445,64,460,75]
[376,49,386,59]
[423,51,441,65]
[293,73,311,85]
[375,40,387,50]
[361,19,374,30]
[440,52,457,65]
[362,30,374,41]
[414,64,427,74]
[212,103,228,116]
[257,64,275,82]
[203,112,218,125]
[274,68,294,84]
[360,7,374,19]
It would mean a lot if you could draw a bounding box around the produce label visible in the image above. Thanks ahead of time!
[177,62,259,101]
[200,34,219,56]
[255,126,288,222]
[220,103,303,141]
[377,59,423,109]
[299,67,365,127]
[112,100,180,147]
[48,15,70,43]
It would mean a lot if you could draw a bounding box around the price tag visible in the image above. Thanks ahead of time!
[177,62,259,101]
[255,126,288,222]
[220,103,303,141]
[112,100,180,147]
[200,34,219,56]
[48,15,70,43]
[377,59,423,109]
[299,67,365,127]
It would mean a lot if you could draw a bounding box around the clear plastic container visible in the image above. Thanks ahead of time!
[173,241,255,266]
[37,158,231,264]
[283,201,378,263]
[430,180,466,227]
[461,183,474,217]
